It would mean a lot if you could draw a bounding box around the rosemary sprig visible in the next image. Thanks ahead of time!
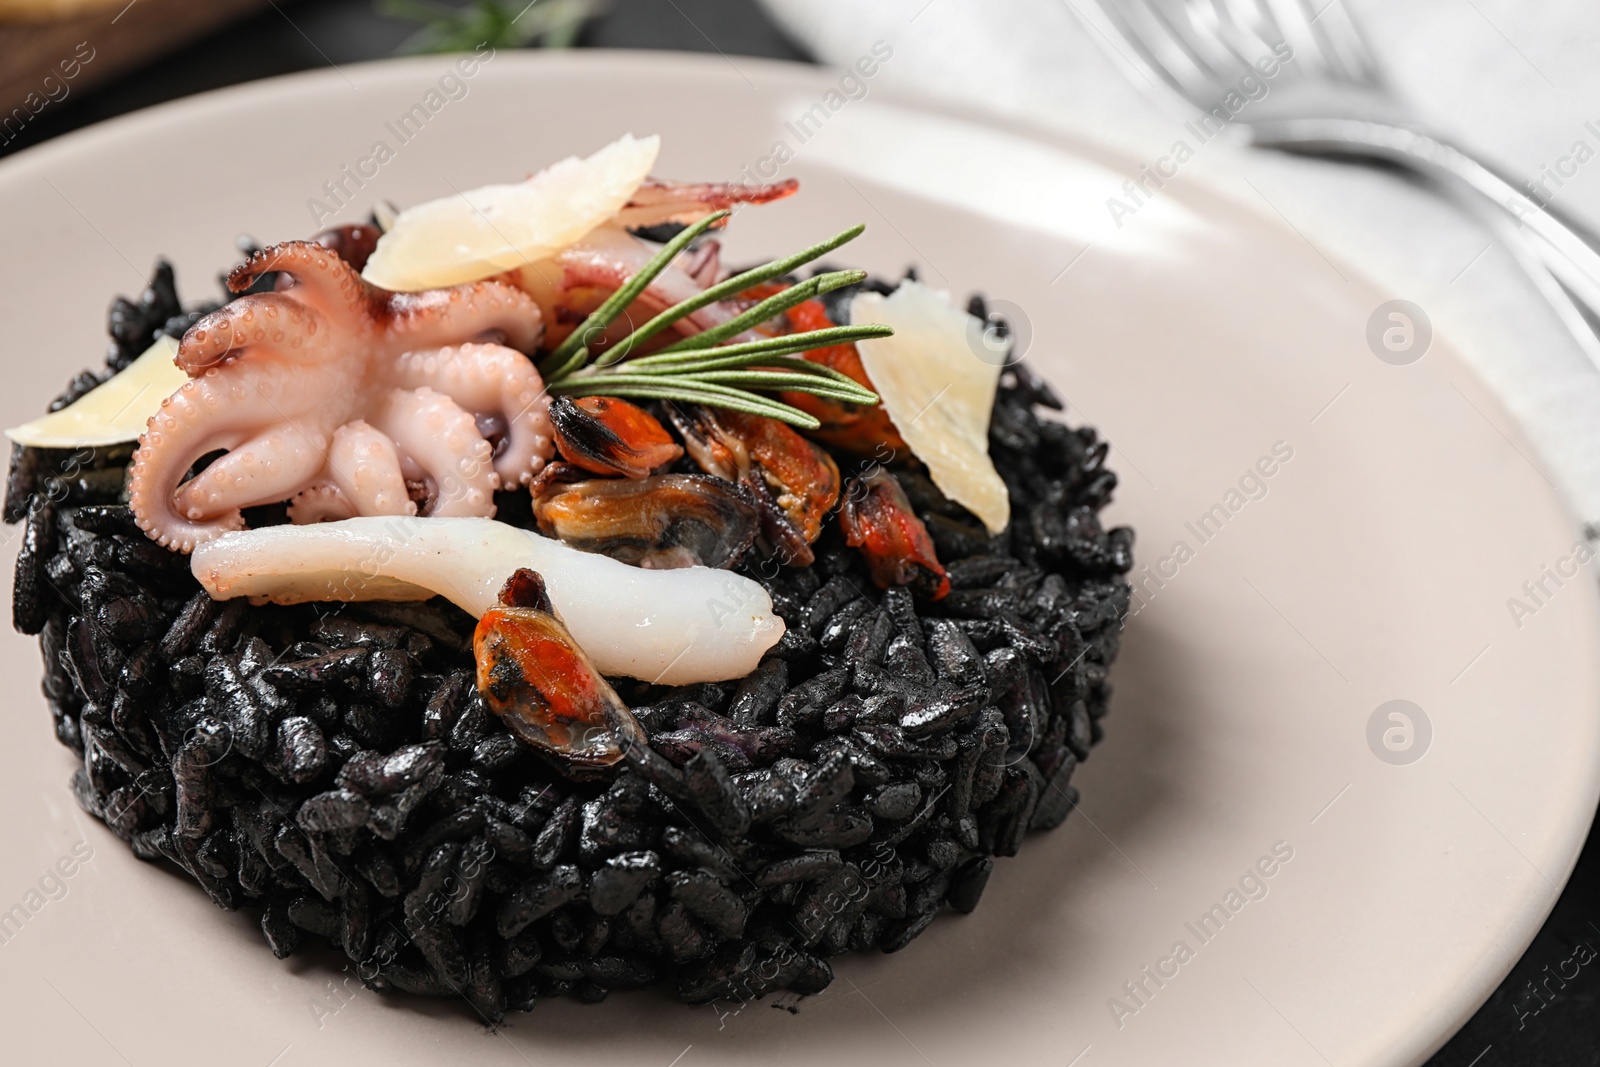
[626,354,871,391]
[651,269,866,356]
[539,210,728,376]
[621,325,890,373]
[552,378,823,428]
[542,217,889,428]
[380,0,601,54]
[667,371,873,394]
[592,223,867,366]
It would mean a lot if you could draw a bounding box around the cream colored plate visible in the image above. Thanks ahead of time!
[0,52,1595,1067]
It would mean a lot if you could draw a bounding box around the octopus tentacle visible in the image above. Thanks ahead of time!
[369,388,498,518]
[177,299,322,374]
[389,344,552,488]
[128,379,276,551]
[385,281,544,354]
[132,240,555,550]
[325,419,414,516]
[174,424,330,520]
[286,484,356,525]
[228,241,371,328]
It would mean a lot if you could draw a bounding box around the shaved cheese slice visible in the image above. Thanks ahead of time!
[362,133,660,291]
[854,281,1009,534]
[6,336,186,449]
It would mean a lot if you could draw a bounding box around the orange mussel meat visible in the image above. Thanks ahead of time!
[774,296,907,457]
[839,468,950,600]
[473,568,648,773]
[667,404,841,566]
[550,395,683,479]
[530,469,761,569]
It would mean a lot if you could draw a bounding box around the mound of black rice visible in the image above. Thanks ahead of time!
[7,262,1133,1020]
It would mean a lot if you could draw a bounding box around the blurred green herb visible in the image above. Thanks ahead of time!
[379,0,604,54]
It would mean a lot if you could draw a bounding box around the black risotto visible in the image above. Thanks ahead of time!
[6,260,1133,1019]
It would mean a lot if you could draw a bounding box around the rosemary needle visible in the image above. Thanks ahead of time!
[542,218,889,427]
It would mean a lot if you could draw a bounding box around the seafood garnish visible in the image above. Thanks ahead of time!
[776,294,908,456]
[518,179,802,351]
[537,216,890,429]
[474,568,649,774]
[3,126,1139,1001]
[6,336,186,449]
[667,404,840,566]
[549,395,682,478]
[678,238,722,287]
[853,280,1009,533]
[127,241,553,552]
[611,176,800,230]
[362,133,660,291]
[518,223,765,353]
[530,470,761,570]
[839,467,951,600]
[189,516,784,684]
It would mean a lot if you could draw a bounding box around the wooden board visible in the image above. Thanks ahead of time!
[0,0,270,125]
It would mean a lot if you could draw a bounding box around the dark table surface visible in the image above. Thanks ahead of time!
[3,1,1598,1062]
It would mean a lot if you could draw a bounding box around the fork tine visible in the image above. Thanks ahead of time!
[1255,0,1361,87]
[1219,0,1288,50]
[1202,0,1367,88]
[1293,0,1385,89]
[1175,0,1256,85]
[1085,0,1234,107]
[1215,0,1292,63]
[1105,0,1294,113]
[1224,0,1346,85]
[1089,0,1385,112]
[1145,0,1240,88]
[1196,0,1293,86]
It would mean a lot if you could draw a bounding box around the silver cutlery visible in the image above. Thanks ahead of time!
[1076,0,1600,357]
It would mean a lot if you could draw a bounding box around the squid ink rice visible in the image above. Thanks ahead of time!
[7,253,1132,1020]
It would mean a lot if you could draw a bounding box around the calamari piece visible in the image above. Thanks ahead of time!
[189,516,784,684]
[474,568,649,774]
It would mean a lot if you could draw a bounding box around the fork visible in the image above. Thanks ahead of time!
[1075,0,1600,355]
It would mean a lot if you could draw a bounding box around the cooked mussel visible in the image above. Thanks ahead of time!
[667,404,841,566]
[549,395,683,479]
[473,568,650,775]
[531,469,761,569]
[839,467,950,600]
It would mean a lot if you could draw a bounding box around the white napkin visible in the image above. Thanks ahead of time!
[757,0,1600,523]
